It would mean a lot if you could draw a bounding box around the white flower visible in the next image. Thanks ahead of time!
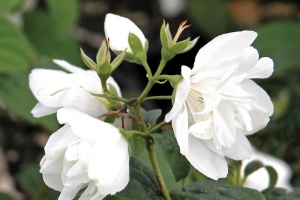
[104,13,147,53]
[242,148,292,191]
[40,108,130,200]
[29,59,121,118]
[165,31,274,180]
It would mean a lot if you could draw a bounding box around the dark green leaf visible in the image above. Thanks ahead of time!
[46,0,79,36]
[170,180,266,200]
[244,160,264,178]
[263,187,300,200]
[265,166,278,188]
[253,21,300,77]
[0,72,59,131]
[0,15,35,72]
[152,130,190,181]
[0,192,14,200]
[142,109,162,128]
[17,165,60,199]
[116,157,164,200]
[186,0,234,38]
[23,10,82,66]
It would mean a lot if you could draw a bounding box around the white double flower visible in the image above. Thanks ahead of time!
[165,31,274,180]
[40,108,129,200]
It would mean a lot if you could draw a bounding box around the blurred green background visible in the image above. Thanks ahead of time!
[0,0,300,199]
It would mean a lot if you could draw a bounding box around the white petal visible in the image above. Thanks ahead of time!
[165,65,191,122]
[246,57,274,79]
[107,76,122,97]
[57,108,121,142]
[58,186,81,200]
[239,80,273,134]
[42,173,64,191]
[60,87,107,118]
[88,139,129,196]
[53,59,86,74]
[188,118,212,140]
[192,31,257,75]
[222,131,252,160]
[65,160,90,185]
[65,143,79,161]
[193,92,220,114]
[40,153,64,173]
[185,136,228,180]
[31,102,58,117]
[44,125,79,158]
[172,103,189,154]
[104,13,146,53]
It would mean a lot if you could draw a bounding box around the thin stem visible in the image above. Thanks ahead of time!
[147,140,171,200]
[144,96,172,101]
[137,58,168,103]
[148,121,169,134]
[92,93,128,103]
[142,61,153,79]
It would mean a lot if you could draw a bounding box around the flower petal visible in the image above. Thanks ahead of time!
[192,31,257,75]
[88,139,129,196]
[185,136,228,180]
[58,186,81,200]
[246,57,274,79]
[53,59,85,74]
[57,108,121,142]
[60,87,107,118]
[31,102,58,117]
[165,65,191,122]
[222,131,252,160]
[42,173,64,191]
[104,13,146,53]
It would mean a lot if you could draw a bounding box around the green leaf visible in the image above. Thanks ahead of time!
[0,72,59,131]
[0,15,36,72]
[253,21,300,77]
[152,130,190,182]
[130,136,146,156]
[186,0,234,38]
[265,166,278,188]
[170,180,266,200]
[263,187,300,200]
[0,0,24,13]
[17,165,60,199]
[116,157,164,200]
[23,10,82,66]
[142,109,162,128]
[46,0,79,36]
[0,192,14,200]
[244,160,264,178]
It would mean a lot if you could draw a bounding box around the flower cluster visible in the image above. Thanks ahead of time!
[29,13,274,199]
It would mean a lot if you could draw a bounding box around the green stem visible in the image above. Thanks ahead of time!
[148,121,169,134]
[236,161,242,186]
[137,58,168,103]
[142,61,153,79]
[144,96,172,101]
[147,139,171,200]
[92,93,128,103]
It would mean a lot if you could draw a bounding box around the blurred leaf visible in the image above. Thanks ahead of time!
[116,157,164,200]
[142,109,162,128]
[152,130,190,182]
[170,180,266,200]
[263,187,300,200]
[23,10,82,66]
[253,21,300,77]
[244,160,264,178]
[0,192,14,200]
[46,0,79,36]
[130,136,146,156]
[265,166,278,188]
[17,165,60,200]
[0,0,24,13]
[0,14,35,72]
[186,0,234,38]
[0,72,59,131]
